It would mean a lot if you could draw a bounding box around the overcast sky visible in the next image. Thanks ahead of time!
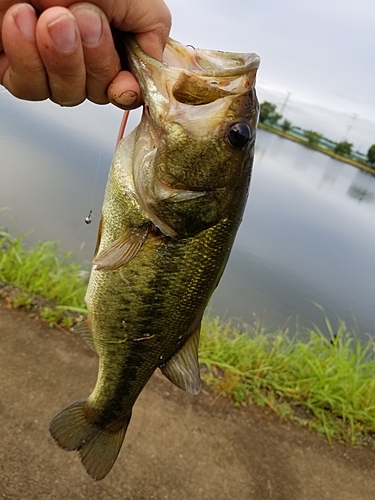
[2,0,374,153]
[167,0,375,152]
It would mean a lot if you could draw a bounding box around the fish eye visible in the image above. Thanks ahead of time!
[227,122,252,149]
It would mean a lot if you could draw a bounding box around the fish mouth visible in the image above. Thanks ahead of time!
[118,35,260,238]
[127,36,260,77]
[123,35,260,111]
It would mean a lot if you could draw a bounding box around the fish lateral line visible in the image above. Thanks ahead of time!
[130,334,155,342]
[99,335,156,344]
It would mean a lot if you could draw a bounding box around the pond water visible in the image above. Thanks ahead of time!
[1,94,374,336]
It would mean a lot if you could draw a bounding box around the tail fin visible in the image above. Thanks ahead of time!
[49,400,130,480]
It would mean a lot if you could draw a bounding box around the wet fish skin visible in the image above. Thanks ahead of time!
[49,36,259,480]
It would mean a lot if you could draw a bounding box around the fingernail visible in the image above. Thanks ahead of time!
[113,90,138,107]
[48,14,76,52]
[13,4,36,40]
[72,6,102,45]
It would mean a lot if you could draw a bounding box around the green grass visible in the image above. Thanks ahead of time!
[1,225,375,447]
[200,316,375,445]
[0,229,87,309]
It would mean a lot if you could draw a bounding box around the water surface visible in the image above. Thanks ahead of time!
[1,95,374,336]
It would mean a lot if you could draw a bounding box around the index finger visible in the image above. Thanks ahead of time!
[1,0,172,60]
[0,0,25,51]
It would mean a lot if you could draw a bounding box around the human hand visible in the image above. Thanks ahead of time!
[0,0,171,108]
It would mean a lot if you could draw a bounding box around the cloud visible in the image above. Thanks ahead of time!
[167,0,375,150]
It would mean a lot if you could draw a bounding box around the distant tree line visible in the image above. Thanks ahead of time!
[259,101,375,167]
[368,145,375,165]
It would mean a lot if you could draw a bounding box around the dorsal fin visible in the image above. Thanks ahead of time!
[94,225,149,271]
[160,325,201,395]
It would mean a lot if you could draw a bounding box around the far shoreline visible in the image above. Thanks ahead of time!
[258,123,375,176]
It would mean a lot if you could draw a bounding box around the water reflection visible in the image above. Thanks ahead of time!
[0,97,374,337]
[209,131,375,336]
[0,94,119,261]
[347,171,375,203]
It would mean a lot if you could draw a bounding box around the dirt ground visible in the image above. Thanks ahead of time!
[1,302,375,500]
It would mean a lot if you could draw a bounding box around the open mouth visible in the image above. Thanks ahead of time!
[123,35,260,108]
[162,38,260,78]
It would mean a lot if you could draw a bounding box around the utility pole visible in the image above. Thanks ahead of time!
[340,113,358,141]
[279,92,291,115]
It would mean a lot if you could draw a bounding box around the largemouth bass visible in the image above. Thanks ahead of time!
[50,36,260,480]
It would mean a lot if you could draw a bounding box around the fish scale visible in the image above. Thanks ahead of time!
[49,34,259,480]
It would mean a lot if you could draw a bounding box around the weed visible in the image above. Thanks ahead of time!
[0,229,87,308]
[10,290,33,309]
[1,224,375,448]
[200,316,375,446]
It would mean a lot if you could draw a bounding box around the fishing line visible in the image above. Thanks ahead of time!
[85,110,130,225]
[85,113,109,224]
[116,110,130,147]
[85,140,103,224]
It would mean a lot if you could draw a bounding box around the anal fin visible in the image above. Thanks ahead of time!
[94,224,149,271]
[160,326,201,395]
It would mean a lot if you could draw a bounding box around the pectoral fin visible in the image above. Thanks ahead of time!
[94,225,149,271]
[160,326,201,395]
[74,319,96,352]
[93,216,103,260]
